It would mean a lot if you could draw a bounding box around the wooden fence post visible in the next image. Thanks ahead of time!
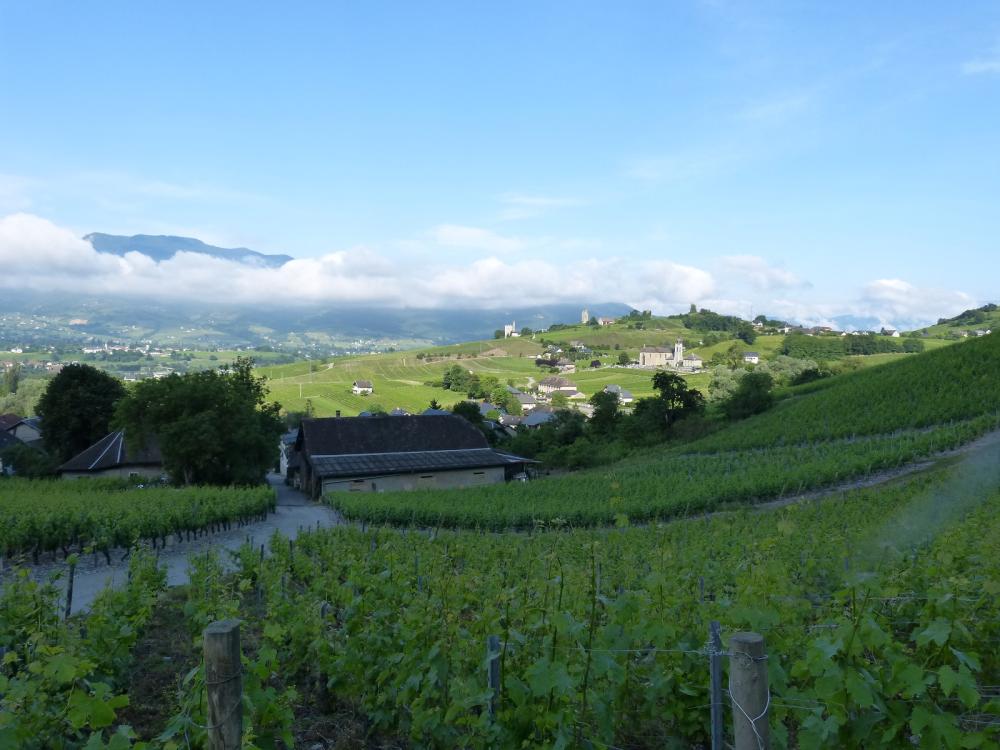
[64,557,76,620]
[204,619,243,750]
[486,634,501,719]
[709,621,724,750]
[729,632,770,750]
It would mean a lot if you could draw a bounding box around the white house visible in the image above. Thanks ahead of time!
[538,376,578,394]
[743,352,760,365]
[352,380,374,395]
[597,317,615,326]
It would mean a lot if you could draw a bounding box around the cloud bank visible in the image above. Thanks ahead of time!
[0,214,712,312]
[0,214,980,329]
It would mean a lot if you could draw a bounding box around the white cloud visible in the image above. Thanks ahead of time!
[497,193,583,220]
[428,224,525,254]
[0,213,715,312]
[962,44,1000,75]
[859,279,974,327]
[719,255,809,290]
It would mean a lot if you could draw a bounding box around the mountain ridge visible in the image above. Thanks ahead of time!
[83,232,293,267]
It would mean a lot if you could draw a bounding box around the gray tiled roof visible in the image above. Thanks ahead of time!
[309,448,533,479]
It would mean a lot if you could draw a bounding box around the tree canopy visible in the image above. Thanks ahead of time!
[114,357,283,485]
[37,364,126,463]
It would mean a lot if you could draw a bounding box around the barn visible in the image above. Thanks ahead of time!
[293,414,533,498]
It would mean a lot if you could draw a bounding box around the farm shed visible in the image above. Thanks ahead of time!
[293,414,533,498]
[58,430,164,480]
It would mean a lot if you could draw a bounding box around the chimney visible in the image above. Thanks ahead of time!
[335,410,341,417]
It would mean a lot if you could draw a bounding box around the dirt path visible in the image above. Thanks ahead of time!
[2,474,343,614]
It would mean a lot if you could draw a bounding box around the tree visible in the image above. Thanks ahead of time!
[37,364,126,463]
[617,352,631,366]
[451,401,484,426]
[428,398,442,410]
[721,371,774,421]
[494,329,505,339]
[550,392,569,409]
[588,390,620,435]
[0,441,56,478]
[114,357,283,485]
[2,362,22,395]
[651,371,706,428]
[903,339,925,353]
[520,327,533,336]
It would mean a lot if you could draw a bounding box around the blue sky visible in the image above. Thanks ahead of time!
[1,1,998,326]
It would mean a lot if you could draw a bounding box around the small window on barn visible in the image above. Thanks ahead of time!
[473,471,485,475]
[420,475,433,479]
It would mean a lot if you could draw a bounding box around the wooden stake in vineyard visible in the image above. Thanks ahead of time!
[729,632,770,750]
[204,619,243,750]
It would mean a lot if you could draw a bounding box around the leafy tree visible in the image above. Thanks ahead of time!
[617,352,631,366]
[37,364,126,463]
[903,339,925,353]
[520,327,533,336]
[588,390,620,435]
[651,371,706,428]
[0,442,56,478]
[428,399,442,410]
[550,392,569,409]
[587,317,598,326]
[721,371,774,421]
[451,401,483,426]
[494,329,505,339]
[114,357,283,485]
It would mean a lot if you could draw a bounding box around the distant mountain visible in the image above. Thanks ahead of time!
[0,291,633,352]
[84,233,293,268]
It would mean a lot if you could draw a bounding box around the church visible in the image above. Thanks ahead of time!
[639,339,688,369]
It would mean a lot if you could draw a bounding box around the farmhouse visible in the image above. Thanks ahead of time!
[58,430,164,480]
[352,380,374,395]
[293,415,533,498]
[597,317,615,326]
[743,352,760,365]
[513,392,538,411]
[538,375,578,394]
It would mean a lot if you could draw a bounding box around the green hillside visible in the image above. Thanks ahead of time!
[332,332,1000,528]
[258,335,712,416]
[916,303,999,338]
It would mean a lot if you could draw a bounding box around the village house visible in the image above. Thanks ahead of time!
[597,317,615,326]
[537,375,578,394]
[352,380,374,395]
[603,384,634,404]
[6,417,43,447]
[743,352,760,365]
[291,414,534,498]
[58,430,164,480]
[556,357,576,373]
[684,353,703,370]
[522,408,556,429]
